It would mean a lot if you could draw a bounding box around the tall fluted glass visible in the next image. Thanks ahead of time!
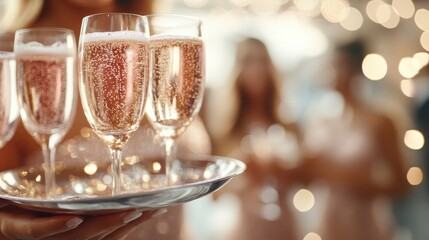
[15,28,77,199]
[146,15,205,181]
[78,13,150,195]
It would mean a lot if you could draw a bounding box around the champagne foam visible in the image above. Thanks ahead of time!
[149,34,202,42]
[15,42,73,56]
[83,31,148,43]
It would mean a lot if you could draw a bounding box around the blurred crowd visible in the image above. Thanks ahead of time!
[1,0,429,240]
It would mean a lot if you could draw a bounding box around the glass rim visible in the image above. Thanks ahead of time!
[0,51,14,59]
[82,12,147,22]
[15,27,74,35]
[145,14,202,26]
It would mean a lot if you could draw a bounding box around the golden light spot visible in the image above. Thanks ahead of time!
[400,79,414,98]
[366,0,385,23]
[404,129,425,150]
[415,9,429,31]
[392,0,415,19]
[294,0,319,12]
[303,232,322,240]
[35,175,41,183]
[80,127,92,138]
[340,7,363,31]
[321,0,348,23]
[376,2,391,24]
[399,57,419,78]
[381,5,400,29]
[407,167,423,186]
[84,162,98,176]
[413,52,429,71]
[420,31,429,52]
[96,182,107,192]
[293,189,315,212]
[153,162,162,173]
[124,155,139,165]
[362,54,388,80]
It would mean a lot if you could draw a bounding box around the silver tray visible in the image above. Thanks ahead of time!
[0,155,245,215]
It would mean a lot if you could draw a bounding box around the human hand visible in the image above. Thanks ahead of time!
[0,199,166,240]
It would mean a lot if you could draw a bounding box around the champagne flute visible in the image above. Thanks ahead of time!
[14,28,77,199]
[0,52,19,148]
[146,15,205,181]
[78,13,150,195]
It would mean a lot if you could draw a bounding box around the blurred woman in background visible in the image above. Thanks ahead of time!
[303,41,408,240]
[209,37,301,240]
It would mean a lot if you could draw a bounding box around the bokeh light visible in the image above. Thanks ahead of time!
[294,0,320,12]
[152,162,162,173]
[392,0,415,19]
[84,162,98,175]
[415,9,429,31]
[340,7,363,31]
[413,52,429,71]
[400,79,414,98]
[404,129,425,150]
[399,57,419,78]
[293,189,315,212]
[321,0,348,23]
[261,203,281,221]
[366,0,384,23]
[381,5,400,29]
[376,2,392,24]
[407,167,423,186]
[303,232,322,240]
[420,31,429,52]
[80,127,92,138]
[362,54,388,80]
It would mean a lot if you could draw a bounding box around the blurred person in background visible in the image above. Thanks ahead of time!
[0,0,211,239]
[208,37,302,240]
[302,41,408,240]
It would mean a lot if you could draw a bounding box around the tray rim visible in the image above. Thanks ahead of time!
[0,155,246,204]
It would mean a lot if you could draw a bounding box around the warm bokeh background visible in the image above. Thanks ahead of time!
[2,0,429,239]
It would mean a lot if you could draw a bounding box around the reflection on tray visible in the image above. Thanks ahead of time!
[0,156,245,215]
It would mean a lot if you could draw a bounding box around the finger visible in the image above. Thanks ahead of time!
[103,209,168,240]
[45,210,143,240]
[0,206,83,240]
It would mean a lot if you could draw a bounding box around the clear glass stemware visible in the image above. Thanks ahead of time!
[78,13,150,195]
[146,15,205,181]
[14,28,77,199]
[0,51,19,148]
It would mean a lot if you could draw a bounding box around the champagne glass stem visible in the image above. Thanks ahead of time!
[41,143,56,199]
[164,137,176,180]
[109,146,123,195]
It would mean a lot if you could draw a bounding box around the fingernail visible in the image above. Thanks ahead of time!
[65,217,83,229]
[122,211,142,223]
[151,208,168,218]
